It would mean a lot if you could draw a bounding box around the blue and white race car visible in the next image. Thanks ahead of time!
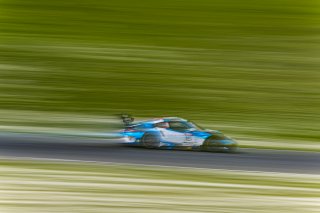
[119,115,238,152]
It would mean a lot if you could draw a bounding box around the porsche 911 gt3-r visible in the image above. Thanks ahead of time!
[118,115,238,153]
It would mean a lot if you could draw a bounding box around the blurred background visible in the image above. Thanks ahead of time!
[0,0,319,147]
[1,1,320,213]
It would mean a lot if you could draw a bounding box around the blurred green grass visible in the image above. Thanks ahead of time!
[1,159,320,212]
[0,0,319,143]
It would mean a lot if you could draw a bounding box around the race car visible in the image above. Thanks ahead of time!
[118,114,238,153]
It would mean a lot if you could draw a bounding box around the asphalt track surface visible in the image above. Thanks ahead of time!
[0,134,319,174]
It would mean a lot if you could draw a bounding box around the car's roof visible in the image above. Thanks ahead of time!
[138,117,187,124]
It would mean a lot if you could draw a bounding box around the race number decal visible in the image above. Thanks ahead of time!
[185,133,192,141]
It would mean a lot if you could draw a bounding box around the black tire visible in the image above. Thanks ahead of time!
[202,138,239,153]
[201,140,216,152]
[141,133,160,148]
[226,146,239,153]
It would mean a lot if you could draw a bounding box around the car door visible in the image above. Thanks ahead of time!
[164,121,194,145]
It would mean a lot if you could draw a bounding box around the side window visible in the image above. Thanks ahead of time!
[155,122,169,128]
[169,121,189,131]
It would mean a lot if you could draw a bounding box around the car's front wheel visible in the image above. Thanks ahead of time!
[201,137,238,153]
[141,133,160,149]
[226,146,239,153]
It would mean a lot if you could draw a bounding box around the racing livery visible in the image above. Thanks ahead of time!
[119,115,238,153]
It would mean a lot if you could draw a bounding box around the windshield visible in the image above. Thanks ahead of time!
[186,121,204,130]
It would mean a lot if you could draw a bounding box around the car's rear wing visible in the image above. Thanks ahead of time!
[120,114,134,126]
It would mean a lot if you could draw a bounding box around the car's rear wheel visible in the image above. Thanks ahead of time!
[141,133,160,148]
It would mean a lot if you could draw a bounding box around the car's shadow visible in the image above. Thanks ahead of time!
[122,144,243,154]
